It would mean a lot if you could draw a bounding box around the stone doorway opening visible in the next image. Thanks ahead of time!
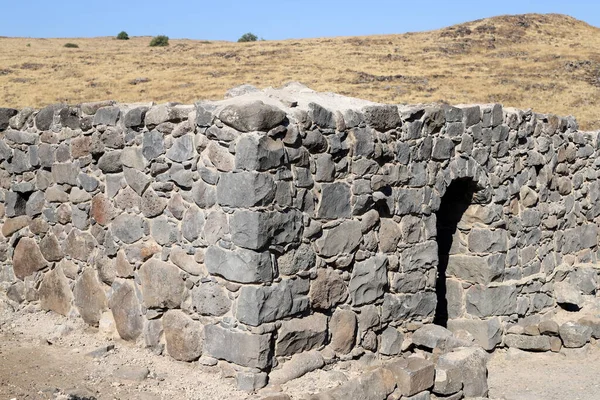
[434,178,480,326]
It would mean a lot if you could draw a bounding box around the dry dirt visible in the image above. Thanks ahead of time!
[2,14,600,129]
[2,297,600,400]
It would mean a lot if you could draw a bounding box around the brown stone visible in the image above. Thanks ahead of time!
[70,135,92,158]
[64,228,97,262]
[163,309,203,361]
[329,309,357,354]
[13,237,48,280]
[2,216,30,237]
[139,258,185,309]
[39,233,64,262]
[39,267,73,316]
[115,250,134,278]
[91,193,115,226]
[309,269,348,310]
[109,279,143,341]
[74,269,108,326]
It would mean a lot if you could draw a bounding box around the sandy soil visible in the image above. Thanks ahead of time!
[3,296,600,400]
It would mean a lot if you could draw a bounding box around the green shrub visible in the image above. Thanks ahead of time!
[149,35,169,47]
[117,31,129,40]
[64,43,79,48]
[238,32,258,43]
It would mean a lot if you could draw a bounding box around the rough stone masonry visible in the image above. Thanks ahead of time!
[0,82,599,395]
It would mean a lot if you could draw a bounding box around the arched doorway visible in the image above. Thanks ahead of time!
[434,178,480,326]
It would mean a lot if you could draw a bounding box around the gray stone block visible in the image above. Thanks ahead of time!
[348,255,388,306]
[447,318,502,351]
[219,100,286,132]
[205,245,272,284]
[216,171,276,208]
[204,324,272,370]
[275,313,328,356]
[235,133,284,171]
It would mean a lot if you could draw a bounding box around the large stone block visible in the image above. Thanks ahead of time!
[230,209,302,250]
[205,245,272,284]
[504,334,551,351]
[204,324,273,370]
[39,267,73,316]
[434,347,488,397]
[190,281,231,316]
[381,292,437,323]
[235,133,285,171]
[400,241,438,271]
[385,357,435,397]
[362,104,401,132]
[559,322,592,348]
[279,244,317,276]
[111,214,144,244]
[276,313,328,356]
[64,229,97,262]
[163,310,203,362]
[309,268,348,309]
[316,182,351,219]
[315,220,362,258]
[329,309,357,354]
[236,278,309,326]
[447,317,502,351]
[379,327,404,356]
[166,134,194,162]
[348,255,388,306]
[109,280,144,341]
[467,228,507,253]
[218,100,286,132]
[309,368,396,400]
[73,269,108,326]
[13,237,48,280]
[465,284,517,317]
[446,254,505,285]
[139,259,185,309]
[216,171,276,208]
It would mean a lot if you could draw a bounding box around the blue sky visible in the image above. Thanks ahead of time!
[1,0,598,40]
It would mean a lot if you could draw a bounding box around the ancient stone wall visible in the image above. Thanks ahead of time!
[1,83,599,392]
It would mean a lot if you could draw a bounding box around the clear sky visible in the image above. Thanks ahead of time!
[1,0,598,41]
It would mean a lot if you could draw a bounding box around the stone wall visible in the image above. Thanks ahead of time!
[1,83,599,392]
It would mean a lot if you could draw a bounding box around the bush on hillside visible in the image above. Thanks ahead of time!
[149,35,169,47]
[238,32,258,42]
[117,31,130,40]
[64,43,79,48]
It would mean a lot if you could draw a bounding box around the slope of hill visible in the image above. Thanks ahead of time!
[2,13,600,129]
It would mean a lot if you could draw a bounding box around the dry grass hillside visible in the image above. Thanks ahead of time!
[2,13,600,129]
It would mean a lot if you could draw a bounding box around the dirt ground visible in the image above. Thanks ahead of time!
[2,296,600,400]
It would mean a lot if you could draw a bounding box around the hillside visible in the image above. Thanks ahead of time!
[2,13,600,129]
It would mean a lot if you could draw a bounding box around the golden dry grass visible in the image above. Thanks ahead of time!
[2,13,600,129]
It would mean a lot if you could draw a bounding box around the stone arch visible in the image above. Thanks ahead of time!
[434,156,492,211]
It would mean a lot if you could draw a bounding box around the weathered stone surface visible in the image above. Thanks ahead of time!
[204,324,272,370]
[39,267,73,316]
[316,182,351,219]
[205,246,272,284]
[309,268,348,309]
[166,134,194,162]
[348,256,388,306]
[206,141,234,172]
[235,133,285,171]
[139,259,185,309]
[111,214,144,244]
[559,322,592,348]
[554,281,584,309]
[13,237,48,280]
[163,310,203,361]
[74,269,108,326]
[434,347,488,397]
[412,325,453,350]
[465,284,517,317]
[381,292,437,322]
[379,219,401,253]
[109,280,144,341]
[91,193,115,226]
[204,210,229,245]
[386,357,435,397]
[216,172,276,208]
[93,106,120,126]
[329,309,357,354]
[142,130,165,160]
[504,334,551,351]
[52,162,79,186]
[309,367,396,400]
[39,233,63,262]
[35,103,64,131]
[279,244,317,276]
[447,254,505,285]
[467,229,507,253]
[230,209,302,250]
[447,318,502,351]
[189,281,231,317]
[539,320,560,336]
[170,247,207,276]
[0,108,18,131]
[236,278,309,326]
[269,351,325,385]
[362,104,401,132]
[276,313,328,356]
[219,100,286,132]
[379,327,404,356]
[123,106,148,128]
[1,216,30,237]
[315,220,362,258]
[141,188,167,218]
